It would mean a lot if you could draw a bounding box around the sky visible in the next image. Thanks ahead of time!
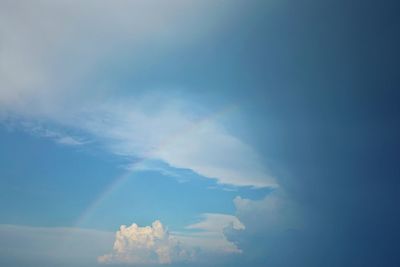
[0,0,399,266]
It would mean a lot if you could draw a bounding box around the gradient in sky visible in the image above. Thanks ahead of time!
[0,1,399,267]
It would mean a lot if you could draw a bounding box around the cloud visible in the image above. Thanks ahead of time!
[0,0,276,188]
[0,195,298,267]
[186,213,245,233]
[233,190,301,233]
[23,122,87,146]
[0,0,234,114]
[100,215,246,265]
[175,213,245,255]
[5,95,276,187]
[1,81,276,188]
[199,191,303,267]
[55,135,86,146]
[0,216,245,266]
[69,99,277,187]
[152,116,276,187]
[98,220,191,265]
[0,224,113,266]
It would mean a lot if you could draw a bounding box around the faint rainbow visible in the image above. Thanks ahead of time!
[74,104,238,227]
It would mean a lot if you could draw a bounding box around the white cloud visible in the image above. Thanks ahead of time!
[0,196,298,266]
[98,220,191,265]
[0,0,276,188]
[153,119,276,187]
[100,215,245,264]
[64,99,277,187]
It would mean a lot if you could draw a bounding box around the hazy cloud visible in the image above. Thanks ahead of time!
[233,189,302,235]
[0,224,113,266]
[0,0,276,188]
[176,213,245,254]
[0,0,234,114]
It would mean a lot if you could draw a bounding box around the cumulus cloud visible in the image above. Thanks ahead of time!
[98,220,190,265]
[100,216,246,265]
[0,217,245,266]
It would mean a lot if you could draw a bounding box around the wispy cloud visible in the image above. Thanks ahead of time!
[67,99,277,187]
[0,0,276,188]
[12,120,88,146]
[55,135,86,146]
[2,95,277,187]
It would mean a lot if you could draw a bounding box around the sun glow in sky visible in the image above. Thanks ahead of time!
[1,1,399,267]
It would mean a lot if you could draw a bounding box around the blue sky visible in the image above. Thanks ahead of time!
[1,0,399,266]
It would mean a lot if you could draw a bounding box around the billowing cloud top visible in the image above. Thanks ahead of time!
[100,215,246,265]
[99,220,190,264]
